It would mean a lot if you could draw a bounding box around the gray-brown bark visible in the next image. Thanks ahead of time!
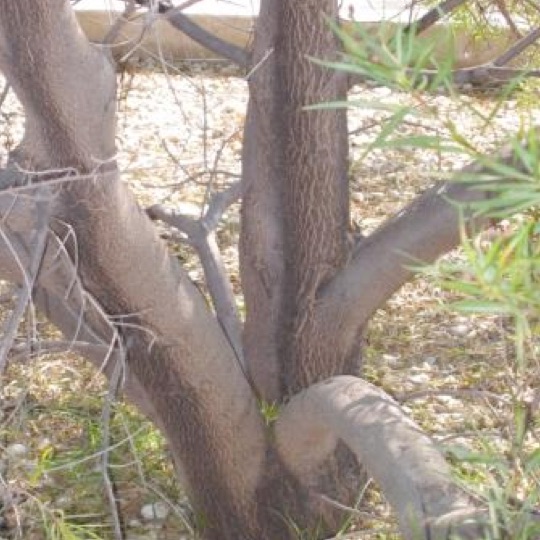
[240,0,286,402]
[240,0,355,402]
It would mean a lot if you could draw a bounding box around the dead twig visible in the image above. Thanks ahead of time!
[0,191,52,374]
[103,0,138,46]
[100,341,126,540]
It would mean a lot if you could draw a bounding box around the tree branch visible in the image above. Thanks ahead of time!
[103,0,137,46]
[0,188,52,373]
[163,8,250,68]
[493,0,522,38]
[276,376,487,540]
[349,63,540,92]
[147,184,244,369]
[404,0,469,35]
[312,136,534,369]
[493,26,540,67]
[0,1,266,526]
[239,4,287,401]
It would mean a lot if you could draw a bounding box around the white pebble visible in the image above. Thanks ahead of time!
[6,443,29,458]
[140,501,170,521]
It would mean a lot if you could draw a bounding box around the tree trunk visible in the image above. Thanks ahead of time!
[241,0,358,400]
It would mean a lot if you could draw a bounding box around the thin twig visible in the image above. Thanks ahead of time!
[245,47,274,81]
[147,184,243,369]
[0,193,52,374]
[103,0,138,45]
[100,343,125,540]
[7,340,114,364]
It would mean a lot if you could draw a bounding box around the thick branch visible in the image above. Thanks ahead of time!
[312,139,531,370]
[276,376,487,540]
[0,0,116,169]
[239,2,286,402]
[0,2,266,533]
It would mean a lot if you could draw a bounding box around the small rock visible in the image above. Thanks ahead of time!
[382,353,400,366]
[177,201,200,218]
[140,501,170,521]
[55,495,71,508]
[37,438,52,451]
[450,324,470,337]
[408,372,429,384]
[423,356,437,366]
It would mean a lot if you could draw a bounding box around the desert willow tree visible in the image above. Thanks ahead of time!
[0,0,535,538]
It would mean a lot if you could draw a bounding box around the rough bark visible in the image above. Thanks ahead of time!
[240,0,355,403]
[275,0,352,397]
[309,141,534,367]
[240,0,286,403]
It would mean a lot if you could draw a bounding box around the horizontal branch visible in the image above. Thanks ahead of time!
[349,63,540,92]
[276,376,487,540]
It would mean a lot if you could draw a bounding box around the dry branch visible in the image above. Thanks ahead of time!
[103,0,138,45]
[494,26,540,67]
[0,188,53,373]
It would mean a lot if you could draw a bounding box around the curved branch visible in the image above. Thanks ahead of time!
[276,376,487,540]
